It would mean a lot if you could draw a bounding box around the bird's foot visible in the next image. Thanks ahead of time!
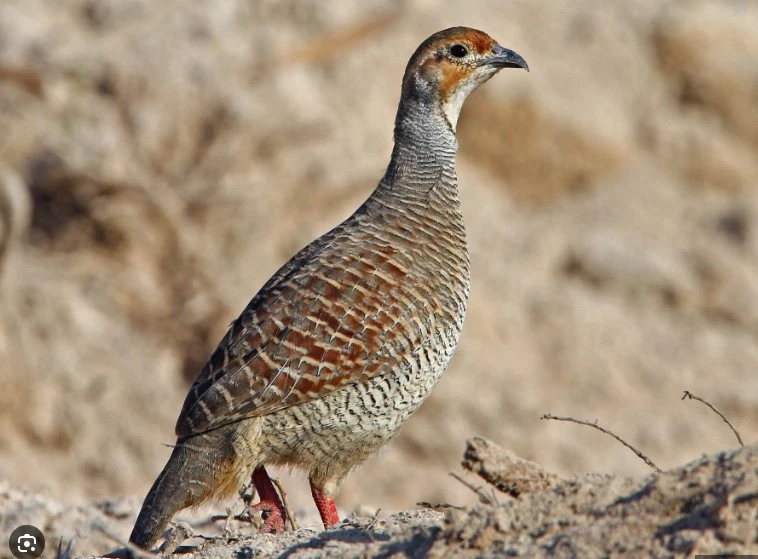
[249,499,286,534]
[251,466,287,534]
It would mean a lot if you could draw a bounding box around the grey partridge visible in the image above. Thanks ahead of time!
[129,27,528,550]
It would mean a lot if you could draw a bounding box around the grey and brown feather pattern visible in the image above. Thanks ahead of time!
[128,26,528,552]
[176,186,466,438]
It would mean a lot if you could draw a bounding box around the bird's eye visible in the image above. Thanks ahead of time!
[450,44,468,58]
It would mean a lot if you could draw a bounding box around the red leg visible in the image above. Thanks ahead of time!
[310,480,340,528]
[250,466,286,534]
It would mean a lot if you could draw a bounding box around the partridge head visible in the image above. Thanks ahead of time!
[400,27,528,129]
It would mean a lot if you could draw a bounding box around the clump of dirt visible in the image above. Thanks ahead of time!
[444,438,758,557]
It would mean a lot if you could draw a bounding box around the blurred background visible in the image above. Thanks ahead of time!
[0,0,757,520]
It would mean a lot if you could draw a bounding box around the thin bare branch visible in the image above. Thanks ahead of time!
[682,390,744,447]
[272,477,299,531]
[345,508,384,542]
[541,413,662,473]
[223,507,236,536]
[365,508,383,533]
[449,470,499,505]
[211,507,259,532]
[416,501,465,511]
[210,511,246,524]
[55,538,74,559]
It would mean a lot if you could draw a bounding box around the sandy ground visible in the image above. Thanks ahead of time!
[1,0,757,556]
[2,439,756,557]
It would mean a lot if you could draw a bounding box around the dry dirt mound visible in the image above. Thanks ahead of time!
[1,439,756,558]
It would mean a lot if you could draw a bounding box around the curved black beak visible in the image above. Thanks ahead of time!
[484,45,529,72]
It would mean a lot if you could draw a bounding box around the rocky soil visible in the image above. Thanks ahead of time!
[1,0,757,557]
[2,438,757,557]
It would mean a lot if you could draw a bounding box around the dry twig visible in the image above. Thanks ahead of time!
[416,501,465,511]
[449,470,499,505]
[682,390,744,447]
[364,508,383,532]
[223,507,236,536]
[345,508,383,543]
[210,508,257,531]
[212,476,297,532]
[541,413,662,473]
[55,538,75,559]
[272,477,299,531]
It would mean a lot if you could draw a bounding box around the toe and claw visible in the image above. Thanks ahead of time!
[251,466,287,534]
[250,465,340,534]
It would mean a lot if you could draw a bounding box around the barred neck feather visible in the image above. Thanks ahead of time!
[371,89,460,209]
